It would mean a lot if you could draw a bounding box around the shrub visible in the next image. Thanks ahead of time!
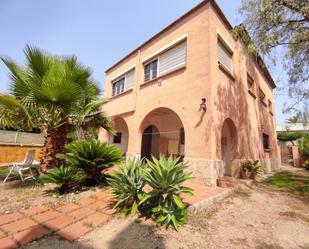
[140,156,193,230]
[58,140,124,184]
[108,159,145,215]
[40,166,86,194]
[299,135,309,156]
[241,160,261,180]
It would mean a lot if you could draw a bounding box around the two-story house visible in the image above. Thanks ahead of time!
[99,0,280,186]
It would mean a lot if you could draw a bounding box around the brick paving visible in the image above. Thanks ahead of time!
[0,183,234,248]
[0,189,114,248]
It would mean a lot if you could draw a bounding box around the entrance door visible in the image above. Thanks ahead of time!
[221,119,237,176]
[141,125,159,160]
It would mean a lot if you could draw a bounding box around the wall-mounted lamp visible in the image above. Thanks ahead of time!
[199,98,207,112]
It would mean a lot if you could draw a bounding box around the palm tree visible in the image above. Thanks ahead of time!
[0,45,112,173]
[70,98,114,140]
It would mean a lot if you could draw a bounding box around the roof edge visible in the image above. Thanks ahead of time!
[104,0,276,89]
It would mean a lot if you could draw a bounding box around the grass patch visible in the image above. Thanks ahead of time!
[263,171,309,195]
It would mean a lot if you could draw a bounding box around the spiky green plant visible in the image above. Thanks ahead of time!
[40,166,86,194]
[139,156,193,230]
[58,139,124,184]
[108,158,145,215]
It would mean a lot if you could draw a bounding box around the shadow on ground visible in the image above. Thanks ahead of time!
[25,219,166,249]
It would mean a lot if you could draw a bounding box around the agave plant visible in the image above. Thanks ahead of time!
[58,139,124,184]
[40,166,86,194]
[108,159,145,215]
[140,156,193,230]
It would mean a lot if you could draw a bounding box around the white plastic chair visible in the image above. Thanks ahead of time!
[3,150,36,183]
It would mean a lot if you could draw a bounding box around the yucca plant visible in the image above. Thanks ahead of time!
[140,156,193,230]
[40,166,86,194]
[58,140,124,184]
[108,159,145,215]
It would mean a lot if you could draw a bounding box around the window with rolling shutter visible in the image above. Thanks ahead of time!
[111,68,135,96]
[143,40,187,82]
[217,39,232,72]
[158,41,186,75]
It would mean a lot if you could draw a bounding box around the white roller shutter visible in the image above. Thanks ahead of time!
[218,41,232,72]
[158,41,186,75]
[124,69,134,90]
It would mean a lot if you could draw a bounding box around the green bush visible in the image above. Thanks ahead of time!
[299,135,309,156]
[40,166,86,194]
[140,156,193,230]
[108,159,145,215]
[58,140,124,184]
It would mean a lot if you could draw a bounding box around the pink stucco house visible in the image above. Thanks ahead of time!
[99,0,281,186]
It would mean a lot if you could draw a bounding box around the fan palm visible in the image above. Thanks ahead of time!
[0,45,112,173]
[70,98,114,140]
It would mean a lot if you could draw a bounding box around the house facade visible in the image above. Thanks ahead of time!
[99,0,281,186]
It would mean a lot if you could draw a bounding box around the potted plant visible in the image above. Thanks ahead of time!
[303,160,309,170]
[240,160,260,180]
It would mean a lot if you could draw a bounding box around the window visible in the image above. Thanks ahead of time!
[263,133,269,150]
[268,99,273,114]
[112,78,125,96]
[217,37,233,72]
[247,73,255,96]
[143,41,187,82]
[259,88,267,105]
[144,59,158,82]
[111,69,135,96]
[113,132,122,143]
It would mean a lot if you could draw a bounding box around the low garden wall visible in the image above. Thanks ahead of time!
[0,143,43,165]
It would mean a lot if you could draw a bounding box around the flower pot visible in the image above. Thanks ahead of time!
[240,169,252,180]
[217,178,227,188]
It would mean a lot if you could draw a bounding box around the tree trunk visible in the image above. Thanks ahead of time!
[39,122,68,174]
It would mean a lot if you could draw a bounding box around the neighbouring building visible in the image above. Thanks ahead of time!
[99,0,281,186]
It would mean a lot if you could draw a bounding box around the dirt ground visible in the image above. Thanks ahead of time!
[25,168,309,249]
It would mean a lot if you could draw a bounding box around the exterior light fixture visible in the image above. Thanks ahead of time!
[199,98,207,112]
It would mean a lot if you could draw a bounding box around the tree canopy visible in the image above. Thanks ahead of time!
[237,0,309,112]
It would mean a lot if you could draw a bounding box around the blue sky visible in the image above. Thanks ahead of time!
[0,0,288,123]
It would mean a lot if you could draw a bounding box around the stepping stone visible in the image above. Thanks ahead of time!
[81,212,109,228]
[1,218,37,234]
[13,224,51,246]
[21,206,49,216]
[44,215,76,231]
[57,221,93,241]
[0,237,17,249]
[56,203,80,213]
[33,210,61,223]
[0,212,23,226]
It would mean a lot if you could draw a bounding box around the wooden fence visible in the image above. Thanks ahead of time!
[0,143,43,165]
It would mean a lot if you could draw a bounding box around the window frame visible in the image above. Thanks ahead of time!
[142,40,187,83]
[217,34,233,74]
[111,68,135,97]
[247,73,256,98]
[144,58,159,82]
[112,77,125,97]
[262,132,270,151]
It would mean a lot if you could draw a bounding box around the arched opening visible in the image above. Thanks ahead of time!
[221,118,237,176]
[110,117,129,157]
[139,107,185,161]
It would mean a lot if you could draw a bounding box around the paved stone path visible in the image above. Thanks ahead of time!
[0,189,115,249]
